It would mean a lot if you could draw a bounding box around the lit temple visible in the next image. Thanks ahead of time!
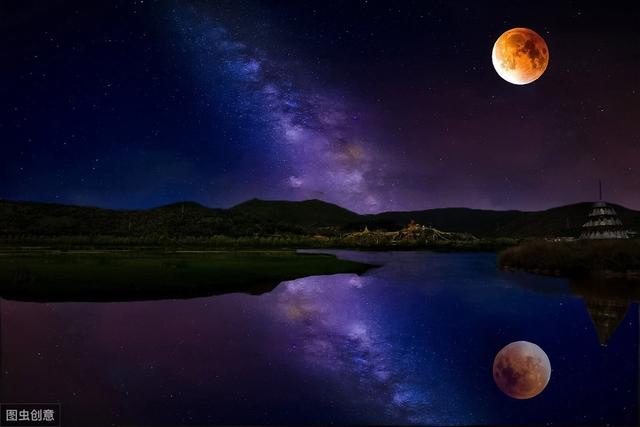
[580,181,629,240]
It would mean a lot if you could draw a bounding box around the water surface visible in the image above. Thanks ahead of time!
[1,251,637,425]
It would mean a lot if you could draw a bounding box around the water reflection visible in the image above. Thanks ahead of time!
[1,251,638,425]
[518,274,640,346]
[573,280,637,347]
[274,274,439,424]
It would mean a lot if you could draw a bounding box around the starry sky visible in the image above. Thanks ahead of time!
[2,0,639,213]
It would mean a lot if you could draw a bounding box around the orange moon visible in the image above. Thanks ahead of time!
[493,341,551,399]
[492,28,549,85]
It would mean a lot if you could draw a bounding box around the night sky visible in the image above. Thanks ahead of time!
[2,1,639,213]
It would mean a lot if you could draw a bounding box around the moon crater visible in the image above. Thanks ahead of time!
[493,341,551,399]
[492,28,549,85]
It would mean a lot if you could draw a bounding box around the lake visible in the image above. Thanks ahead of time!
[1,251,638,425]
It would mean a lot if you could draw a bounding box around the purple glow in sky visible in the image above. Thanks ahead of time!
[3,1,640,212]
[173,8,396,212]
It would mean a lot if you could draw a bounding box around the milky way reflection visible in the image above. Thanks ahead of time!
[1,252,637,425]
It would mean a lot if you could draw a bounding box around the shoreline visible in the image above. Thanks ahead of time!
[499,239,640,281]
[0,251,376,303]
[0,237,518,253]
[501,265,640,280]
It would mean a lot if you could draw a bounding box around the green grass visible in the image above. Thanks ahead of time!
[499,239,640,277]
[0,235,521,252]
[0,251,375,302]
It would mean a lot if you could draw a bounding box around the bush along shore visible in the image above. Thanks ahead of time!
[499,239,640,279]
[0,234,519,252]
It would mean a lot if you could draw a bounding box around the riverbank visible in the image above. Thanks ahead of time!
[499,239,640,279]
[0,235,520,252]
[0,250,375,302]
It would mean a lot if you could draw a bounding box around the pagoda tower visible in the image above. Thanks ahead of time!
[580,181,629,240]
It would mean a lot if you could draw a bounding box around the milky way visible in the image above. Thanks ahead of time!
[173,6,394,212]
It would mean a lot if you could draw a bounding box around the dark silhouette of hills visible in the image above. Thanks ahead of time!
[0,198,638,239]
[368,203,640,237]
[231,198,361,227]
[365,207,522,237]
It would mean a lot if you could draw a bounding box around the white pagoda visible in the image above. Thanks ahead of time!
[580,181,629,240]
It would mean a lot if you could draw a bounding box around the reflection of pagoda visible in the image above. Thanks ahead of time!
[583,297,630,346]
[580,181,629,240]
[570,278,637,346]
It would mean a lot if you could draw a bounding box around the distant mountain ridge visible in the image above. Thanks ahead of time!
[0,198,638,239]
[231,198,360,227]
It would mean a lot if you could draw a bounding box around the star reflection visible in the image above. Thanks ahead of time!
[272,274,454,424]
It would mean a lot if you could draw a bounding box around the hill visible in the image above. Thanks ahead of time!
[364,208,522,237]
[371,202,640,238]
[231,198,360,227]
[0,198,638,242]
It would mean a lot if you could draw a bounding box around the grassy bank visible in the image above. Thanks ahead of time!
[0,235,520,251]
[0,251,375,302]
[499,239,640,278]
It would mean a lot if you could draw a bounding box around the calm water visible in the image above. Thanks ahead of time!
[1,251,638,425]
